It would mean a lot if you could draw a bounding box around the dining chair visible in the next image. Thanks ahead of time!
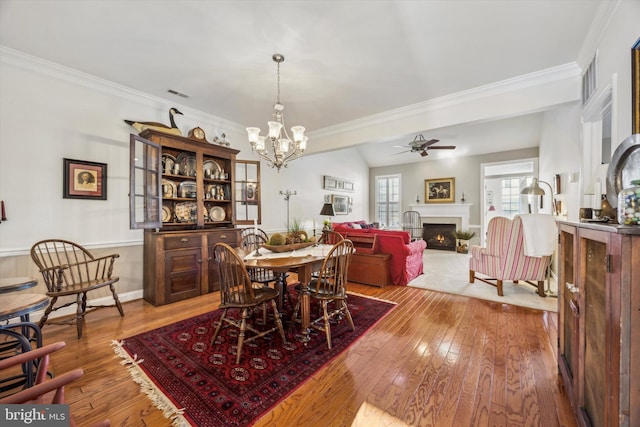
[30,239,125,339]
[212,242,287,364]
[0,341,110,426]
[240,227,269,246]
[239,231,278,286]
[290,239,355,349]
[318,230,343,245]
[239,230,293,310]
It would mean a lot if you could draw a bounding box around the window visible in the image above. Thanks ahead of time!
[375,174,400,228]
[500,178,522,218]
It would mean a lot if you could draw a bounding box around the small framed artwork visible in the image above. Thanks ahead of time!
[331,195,349,215]
[63,158,107,200]
[243,182,258,205]
[425,177,455,203]
[323,176,337,190]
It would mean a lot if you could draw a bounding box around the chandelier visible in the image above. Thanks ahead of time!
[246,54,307,172]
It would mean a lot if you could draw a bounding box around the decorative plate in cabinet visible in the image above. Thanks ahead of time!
[175,201,197,222]
[176,152,197,177]
[209,206,226,222]
[162,179,176,198]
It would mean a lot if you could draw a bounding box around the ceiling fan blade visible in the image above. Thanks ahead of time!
[422,138,440,148]
[394,149,411,155]
[392,144,411,149]
[427,145,456,150]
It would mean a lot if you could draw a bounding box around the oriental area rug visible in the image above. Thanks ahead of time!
[112,291,396,427]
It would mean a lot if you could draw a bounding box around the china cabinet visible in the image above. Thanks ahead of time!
[129,130,241,305]
[557,221,639,427]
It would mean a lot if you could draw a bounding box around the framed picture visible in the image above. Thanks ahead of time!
[323,175,354,193]
[63,158,107,200]
[243,182,258,205]
[323,176,337,190]
[331,194,349,215]
[425,177,455,203]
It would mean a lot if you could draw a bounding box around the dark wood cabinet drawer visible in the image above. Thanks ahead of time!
[164,234,202,250]
[207,229,239,246]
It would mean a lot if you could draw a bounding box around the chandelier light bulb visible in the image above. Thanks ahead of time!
[246,127,260,144]
[267,121,283,140]
[291,126,305,143]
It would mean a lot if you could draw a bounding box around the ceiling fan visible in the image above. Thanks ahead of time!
[394,134,456,157]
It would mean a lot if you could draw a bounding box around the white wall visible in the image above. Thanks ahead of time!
[0,49,368,255]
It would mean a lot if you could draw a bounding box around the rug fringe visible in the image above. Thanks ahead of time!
[347,291,397,305]
[111,340,190,427]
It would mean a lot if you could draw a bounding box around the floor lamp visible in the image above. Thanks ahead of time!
[520,178,557,298]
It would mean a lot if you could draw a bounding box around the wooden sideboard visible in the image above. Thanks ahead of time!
[557,221,639,427]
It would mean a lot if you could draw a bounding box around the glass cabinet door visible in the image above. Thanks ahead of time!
[129,134,162,229]
[235,160,261,225]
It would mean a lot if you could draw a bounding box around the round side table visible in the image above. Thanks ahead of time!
[0,277,38,294]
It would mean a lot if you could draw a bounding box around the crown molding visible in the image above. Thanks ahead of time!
[309,62,581,140]
[576,0,621,69]
[0,46,246,134]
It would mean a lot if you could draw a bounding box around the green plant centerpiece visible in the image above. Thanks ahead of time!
[452,230,475,240]
[286,218,309,243]
[452,229,475,254]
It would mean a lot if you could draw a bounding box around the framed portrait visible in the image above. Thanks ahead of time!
[331,195,349,215]
[63,158,107,200]
[243,182,258,205]
[425,177,455,203]
[323,176,337,190]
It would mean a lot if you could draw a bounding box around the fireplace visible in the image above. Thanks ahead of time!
[422,223,456,251]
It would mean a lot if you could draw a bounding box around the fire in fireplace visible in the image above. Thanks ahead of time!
[422,223,456,251]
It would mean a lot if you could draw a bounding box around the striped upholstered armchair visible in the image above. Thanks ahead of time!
[468,215,553,297]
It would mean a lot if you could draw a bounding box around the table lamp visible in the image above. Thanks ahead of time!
[320,203,335,230]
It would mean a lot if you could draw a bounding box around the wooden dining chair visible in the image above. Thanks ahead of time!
[212,243,287,364]
[239,231,278,287]
[291,239,355,349]
[0,341,110,426]
[30,239,125,339]
[240,229,293,310]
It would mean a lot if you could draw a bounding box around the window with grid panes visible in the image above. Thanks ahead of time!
[376,175,400,228]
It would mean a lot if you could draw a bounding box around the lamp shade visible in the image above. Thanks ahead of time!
[520,178,545,196]
[320,203,335,216]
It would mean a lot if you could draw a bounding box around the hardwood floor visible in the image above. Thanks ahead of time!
[37,281,576,427]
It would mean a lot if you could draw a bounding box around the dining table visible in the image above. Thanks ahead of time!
[243,244,331,344]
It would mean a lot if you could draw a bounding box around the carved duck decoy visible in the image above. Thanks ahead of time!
[124,107,183,136]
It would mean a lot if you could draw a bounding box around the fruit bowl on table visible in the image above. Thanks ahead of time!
[261,242,315,253]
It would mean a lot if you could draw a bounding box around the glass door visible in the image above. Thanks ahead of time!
[129,134,161,229]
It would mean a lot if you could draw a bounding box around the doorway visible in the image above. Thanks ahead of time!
[481,159,538,244]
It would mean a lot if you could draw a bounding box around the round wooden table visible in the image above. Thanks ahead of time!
[0,276,38,294]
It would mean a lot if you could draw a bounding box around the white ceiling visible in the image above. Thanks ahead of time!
[0,0,602,166]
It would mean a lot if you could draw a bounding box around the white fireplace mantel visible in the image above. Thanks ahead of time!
[408,203,472,230]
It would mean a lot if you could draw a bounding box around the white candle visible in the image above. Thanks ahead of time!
[253,218,258,235]
[313,219,316,231]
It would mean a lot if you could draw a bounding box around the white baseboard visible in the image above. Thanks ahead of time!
[7,290,143,324]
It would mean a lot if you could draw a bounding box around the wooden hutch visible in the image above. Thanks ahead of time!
[556,221,639,427]
[130,129,241,306]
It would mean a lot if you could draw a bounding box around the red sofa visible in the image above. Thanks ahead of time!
[332,221,426,285]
